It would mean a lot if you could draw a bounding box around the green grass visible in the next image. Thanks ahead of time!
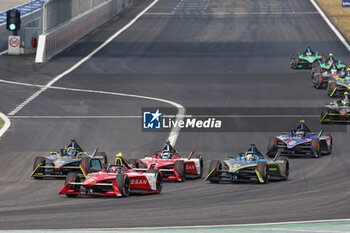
[0,118,4,129]
[317,0,350,40]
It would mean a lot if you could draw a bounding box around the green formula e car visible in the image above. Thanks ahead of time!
[312,53,347,78]
[290,47,324,69]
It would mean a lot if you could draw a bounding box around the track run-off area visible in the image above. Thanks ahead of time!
[0,0,349,230]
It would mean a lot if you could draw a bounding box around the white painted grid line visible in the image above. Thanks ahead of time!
[309,0,350,52]
[2,0,185,145]
[8,0,161,116]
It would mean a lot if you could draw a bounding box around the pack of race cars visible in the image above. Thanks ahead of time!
[31,118,333,196]
[29,46,346,197]
[291,47,350,124]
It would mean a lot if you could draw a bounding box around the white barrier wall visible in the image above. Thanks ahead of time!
[35,0,134,63]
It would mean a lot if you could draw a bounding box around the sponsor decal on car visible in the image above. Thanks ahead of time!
[130,179,148,185]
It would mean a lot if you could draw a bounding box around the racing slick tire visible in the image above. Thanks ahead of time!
[327,81,337,97]
[320,106,329,124]
[322,133,333,154]
[147,169,163,193]
[65,172,81,197]
[311,138,321,158]
[115,174,130,197]
[208,160,221,183]
[312,62,320,78]
[291,54,298,69]
[195,154,204,178]
[174,160,186,182]
[33,156,46,179]
[80,157,91,174]
[313,73,323,89]
[257,162,269,184]
[267,137,278,158]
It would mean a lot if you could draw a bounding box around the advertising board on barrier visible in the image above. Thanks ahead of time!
[343,0,350,7]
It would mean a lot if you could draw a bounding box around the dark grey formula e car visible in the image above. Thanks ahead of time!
[30,139,107,179]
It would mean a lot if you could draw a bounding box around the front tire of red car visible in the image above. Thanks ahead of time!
[146,168,162,193]
[195,154,204,178]
[174,160,186,182]
[65,172,81,197]
[116,174,130,197]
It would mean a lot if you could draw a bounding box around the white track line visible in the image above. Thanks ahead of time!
[145,12,319,15]
[3,0,185,145]
[0,112,11,139]
[0,78,185,145]
[310,0,350,52]
[8,0,160,116]
[0,50,8,56]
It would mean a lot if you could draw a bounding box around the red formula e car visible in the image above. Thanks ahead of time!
[59,156,162,198]
[129,141,203,182]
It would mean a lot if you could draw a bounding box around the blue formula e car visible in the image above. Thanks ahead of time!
[205,145,289,184]
[266,120,332,158]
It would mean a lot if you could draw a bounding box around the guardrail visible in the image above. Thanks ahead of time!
[35,0,135,63]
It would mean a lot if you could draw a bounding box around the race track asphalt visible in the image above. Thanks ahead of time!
[0,0,349,229]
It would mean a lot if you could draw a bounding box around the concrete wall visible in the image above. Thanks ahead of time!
[35,0,135,63]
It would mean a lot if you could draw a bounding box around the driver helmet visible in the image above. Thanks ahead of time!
[341,92,349,105]
[161,151,171,159]
[67,147,75,156]
[115,152,123,165]
[245,153,254,161]
[345,68,350,76]
[305,47,312,56]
